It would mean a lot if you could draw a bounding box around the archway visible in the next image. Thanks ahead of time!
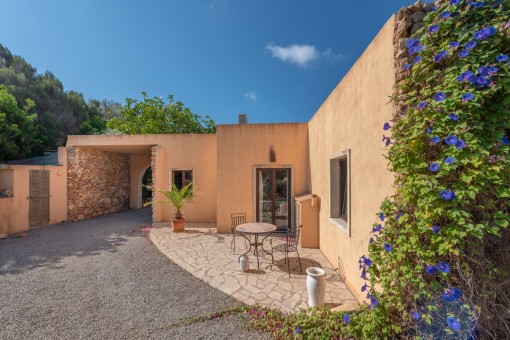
[141,166,152,206]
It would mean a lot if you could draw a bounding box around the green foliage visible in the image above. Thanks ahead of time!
[106,92,216,134]
[155,182,195,219]
[244,1,510,338]
[0,85,42,162]
[0,44,118,160]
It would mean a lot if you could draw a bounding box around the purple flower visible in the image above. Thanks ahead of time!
[434,92,446,101]
[502,136,509,145]
[432,225,440,234]
[429,163,440,172]
[369,237,374,244]
[430,136,441,144]
[428,24,439,33]
[440,11,451,19]
[450,0,460,4]
[364,257,373,267]
[447,316,461,331]
[468,1,485,9]
[474,26,496,40]
[411,311,421,320]
[406,38,420,48]
[445,135,459,145]
[496,54,509,62]
[449,113,459,121]
[427,126,433,134]
[384,243,393,252]
[438,261,451,273]
[459,49,470,58]
[426,265,438,274]
[449,41,460,49]
[409,44,424,55]
[361,283,368,292]
[434,50,448,63]
[478,65,490,76]
[295,326,301,334]
[455,139,465,150]
[343,314,351,323]
[488,66,499,75]
[382,135,391,147]
[379,213,385,221]
[456,70,474,81]
[413,56,422,64]
[440,190,457,200]
[417,101,427,109]
[444,156,456,164]
[370,297,379,307]
[395,212,404,220]
[403,63,412,70]
[442,287,463,302]
[465,40,477,49]
[373,224,382,232]
[472,76,491,87]
[383,122,391,130]
[462,93,475,102]
[361,268,367,280]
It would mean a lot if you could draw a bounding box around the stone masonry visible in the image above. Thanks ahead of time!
[67,147,130,221]
[393,0,435,115]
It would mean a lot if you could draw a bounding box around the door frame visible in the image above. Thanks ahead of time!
[253,165,293,231]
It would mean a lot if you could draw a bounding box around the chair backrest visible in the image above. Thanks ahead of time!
[231,213,246,233]
[286,224,302,247]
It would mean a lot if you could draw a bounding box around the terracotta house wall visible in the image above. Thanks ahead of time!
[0,147,68,235]
[67,147,130,221]
[307,16,396,300]
[66,134,217,223]
[215,123,309,233]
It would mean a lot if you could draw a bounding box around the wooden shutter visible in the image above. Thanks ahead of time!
[29,170,50,228]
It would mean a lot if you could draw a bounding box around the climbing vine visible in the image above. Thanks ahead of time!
[243,0,510,338]
[359,0,510,338]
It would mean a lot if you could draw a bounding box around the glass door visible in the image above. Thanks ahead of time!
[256,168,291,232]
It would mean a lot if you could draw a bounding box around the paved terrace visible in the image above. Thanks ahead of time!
[150,223,359,313]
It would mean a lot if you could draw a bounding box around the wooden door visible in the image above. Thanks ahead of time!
[29,170,50,228]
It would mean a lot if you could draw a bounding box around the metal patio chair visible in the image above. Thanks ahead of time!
[230,213,246,254]
[270,224,303,277]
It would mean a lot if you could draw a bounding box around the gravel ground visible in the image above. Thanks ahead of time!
[0,208,270,340]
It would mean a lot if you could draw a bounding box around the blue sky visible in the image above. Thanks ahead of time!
[1,0,421,125]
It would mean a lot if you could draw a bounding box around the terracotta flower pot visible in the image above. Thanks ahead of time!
[171,218,185,232]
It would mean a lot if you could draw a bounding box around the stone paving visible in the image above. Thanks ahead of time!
[150,222,358,313]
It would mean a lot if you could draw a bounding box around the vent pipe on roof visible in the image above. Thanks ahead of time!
[238,113,248,124]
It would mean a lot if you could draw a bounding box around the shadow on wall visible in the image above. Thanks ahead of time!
[0,208,152,275]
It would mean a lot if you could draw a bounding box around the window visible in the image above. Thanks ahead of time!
[330,149,350,236]
[172,170,193,189]
[0,169,14,198]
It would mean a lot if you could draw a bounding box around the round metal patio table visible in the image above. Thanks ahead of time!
[236,222,277,269]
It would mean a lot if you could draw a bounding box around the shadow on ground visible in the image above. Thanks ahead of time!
[0,208,152,275]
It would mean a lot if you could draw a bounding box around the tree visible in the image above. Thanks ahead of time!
[106,92,216,134]
[0,85,41,162]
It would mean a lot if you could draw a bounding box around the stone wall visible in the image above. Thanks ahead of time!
[67,147,130,221]
[393,0,434,114]
[151,146,157,202]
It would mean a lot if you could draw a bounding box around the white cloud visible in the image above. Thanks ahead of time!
[321,48,343,64]
[265,43,343,68]
[208,0,230,11]
[244,91,257,102]
[265,43,319,68]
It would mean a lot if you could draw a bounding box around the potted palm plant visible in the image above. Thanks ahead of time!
[157,182,195,232]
